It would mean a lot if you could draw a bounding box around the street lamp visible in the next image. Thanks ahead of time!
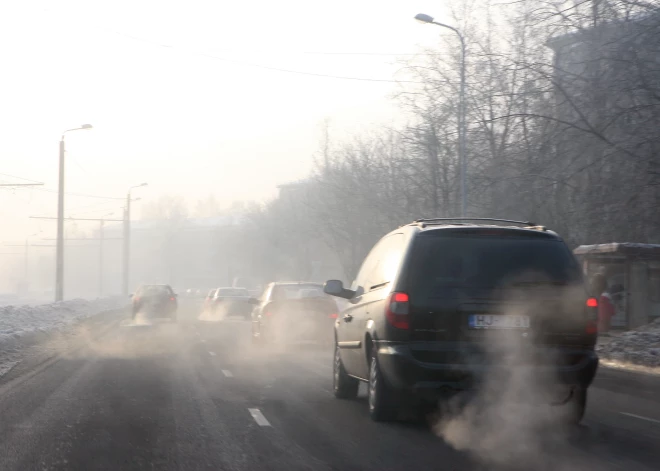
[123,183,147,296]
[55,124,93,302]
[414,13,467,216]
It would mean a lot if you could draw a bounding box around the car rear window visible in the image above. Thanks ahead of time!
[272,285,324,300]
[140,286,172,296]
[407,234,582,302]
[216,288,246,296]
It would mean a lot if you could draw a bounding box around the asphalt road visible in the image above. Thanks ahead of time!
[0,304,659,471]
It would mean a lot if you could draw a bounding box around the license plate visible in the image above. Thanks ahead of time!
[469,314,530,329]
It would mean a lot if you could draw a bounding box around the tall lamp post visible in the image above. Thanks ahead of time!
[415,13,467,216]
[123,183,147,296]
[56,124,93,302]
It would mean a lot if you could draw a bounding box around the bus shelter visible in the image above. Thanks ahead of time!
[574,243,660,329]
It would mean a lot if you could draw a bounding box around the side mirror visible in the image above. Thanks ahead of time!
[324,280,356,299]
[248,297,260,305]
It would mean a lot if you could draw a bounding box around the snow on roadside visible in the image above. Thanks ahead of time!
[0,297,126,344]
[596,318,660,369]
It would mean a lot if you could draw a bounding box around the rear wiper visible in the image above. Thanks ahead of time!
[509,281,567,287]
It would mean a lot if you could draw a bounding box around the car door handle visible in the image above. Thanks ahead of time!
[343,314,353,322]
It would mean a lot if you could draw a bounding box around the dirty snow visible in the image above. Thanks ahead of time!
[597,319,660,368]
[0,297,125,343]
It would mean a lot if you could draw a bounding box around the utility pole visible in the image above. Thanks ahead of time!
[415,14,468,216]
[31,214,121,299]
[123,184,147,297]
[123,204,129,296]
[2,230,43,294]
[56,138,65,302]
[55,124,93,302]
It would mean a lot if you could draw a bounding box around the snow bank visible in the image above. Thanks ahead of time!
[0,297,126,343]
[596,319,660,368]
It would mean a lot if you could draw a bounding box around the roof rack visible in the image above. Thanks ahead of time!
[410,218,548,231]
[415,217,536,226]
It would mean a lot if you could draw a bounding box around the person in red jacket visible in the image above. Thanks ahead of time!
[591,273,615,335]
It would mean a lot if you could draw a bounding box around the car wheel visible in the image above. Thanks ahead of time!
[333,344,359,399]
[564,388,587,425]
[368,349,398,422]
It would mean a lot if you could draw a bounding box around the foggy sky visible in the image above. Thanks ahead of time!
[0,0,449,244]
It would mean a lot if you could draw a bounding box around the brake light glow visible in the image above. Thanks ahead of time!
[265,312,272,317]
[385,291,410,329]
[585,297,599,334]
[393,292,409,303]
[170,297,176,302]
[329,313,338,319]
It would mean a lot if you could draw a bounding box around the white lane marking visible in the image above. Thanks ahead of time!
[222,370,233,377]
[208,351,216,356]
[619,412,660,425]
[248,408,271,426]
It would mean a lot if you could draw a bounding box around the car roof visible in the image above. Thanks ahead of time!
[393,219,561,240]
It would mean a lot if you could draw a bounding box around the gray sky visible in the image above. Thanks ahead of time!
[0,0,450,243]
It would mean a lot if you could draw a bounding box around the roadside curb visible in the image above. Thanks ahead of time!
[0,306,128,391]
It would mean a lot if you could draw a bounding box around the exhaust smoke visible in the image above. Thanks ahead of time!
[432,279,590,469]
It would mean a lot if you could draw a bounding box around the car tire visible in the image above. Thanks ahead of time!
[368,349,398,422]
[333,344,359,399]
[565,388,587,425]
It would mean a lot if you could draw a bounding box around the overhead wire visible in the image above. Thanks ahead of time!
[33,5,426,85]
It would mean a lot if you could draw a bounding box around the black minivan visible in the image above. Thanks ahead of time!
[324,218,599,422]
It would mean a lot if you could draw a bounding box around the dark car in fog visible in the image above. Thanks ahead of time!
[131,284,178,321]
[324,218,599,423]
[250,282,339,346]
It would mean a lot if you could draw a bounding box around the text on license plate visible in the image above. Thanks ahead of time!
[468,314,530,329]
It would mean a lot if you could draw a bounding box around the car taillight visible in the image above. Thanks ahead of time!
[385,292,410,329]
[328,313,338,319]
[170,297,176,302]
[134,297,140,303]
[585,297,598,334]
[265,311,273,317]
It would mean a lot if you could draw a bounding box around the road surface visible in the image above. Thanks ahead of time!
[0,306,659,470]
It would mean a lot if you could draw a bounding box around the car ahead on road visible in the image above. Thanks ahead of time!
[250,282,338,347]
[205,287,252,319]
[131,284,178,321]
[324,218,599,423]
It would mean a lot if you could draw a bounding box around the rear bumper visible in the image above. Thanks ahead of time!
[264,318,334,343]
[133,304,177,317]
[376,341,599,397]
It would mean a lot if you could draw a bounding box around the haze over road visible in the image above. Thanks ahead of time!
[0,306,657,471]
